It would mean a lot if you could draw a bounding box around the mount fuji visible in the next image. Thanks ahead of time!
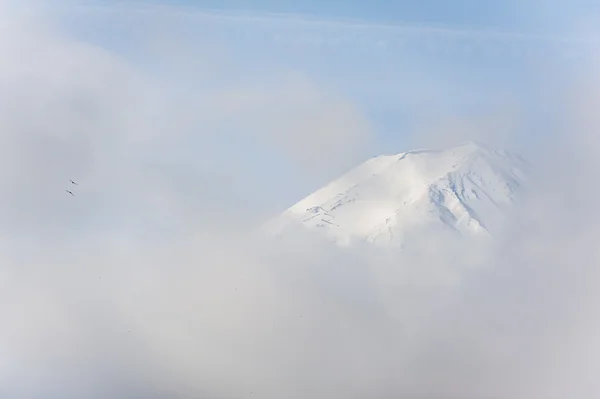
[264,141,528,248]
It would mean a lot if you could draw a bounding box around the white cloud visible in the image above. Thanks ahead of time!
[2,2,600,399]
[0,1,376,233]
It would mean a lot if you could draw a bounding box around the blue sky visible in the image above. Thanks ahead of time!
[87,0,598,33]
[8,0,600,211]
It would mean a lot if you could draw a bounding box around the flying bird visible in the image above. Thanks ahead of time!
[66,190,74,196]
[70,179,78,185]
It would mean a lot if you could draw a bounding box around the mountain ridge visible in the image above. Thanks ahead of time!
[264,141,528,248]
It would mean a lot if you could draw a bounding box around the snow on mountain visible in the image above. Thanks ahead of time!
[263,141,528,248]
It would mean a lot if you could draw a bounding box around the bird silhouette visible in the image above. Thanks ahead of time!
[66,190,74,196]
[70,179,78,185]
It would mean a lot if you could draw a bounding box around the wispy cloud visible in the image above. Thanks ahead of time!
[53,3,592,42]
[45,2,600,60]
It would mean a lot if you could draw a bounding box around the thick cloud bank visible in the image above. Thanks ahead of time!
[1,2,600,398]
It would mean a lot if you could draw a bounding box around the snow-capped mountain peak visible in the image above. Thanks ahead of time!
[264,141,528,247]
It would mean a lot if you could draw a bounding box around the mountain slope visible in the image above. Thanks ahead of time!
[264,141,528,247]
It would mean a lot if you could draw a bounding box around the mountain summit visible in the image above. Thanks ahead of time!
[264,141,528,247]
